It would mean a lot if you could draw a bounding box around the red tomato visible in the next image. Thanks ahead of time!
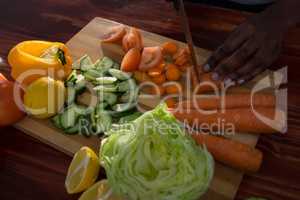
[101,25,126,43]
[122,27,143,52]
[139,46,163,71]
[121,48,141,72]
[0,73,25,126]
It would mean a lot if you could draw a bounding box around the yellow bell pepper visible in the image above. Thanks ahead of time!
[8,40,72,86]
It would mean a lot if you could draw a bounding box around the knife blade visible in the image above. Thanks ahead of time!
[175,0,202,81]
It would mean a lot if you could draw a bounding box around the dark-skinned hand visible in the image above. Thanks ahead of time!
[203,11,286,85]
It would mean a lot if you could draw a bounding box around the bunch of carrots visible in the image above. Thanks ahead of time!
[169,93,281,172]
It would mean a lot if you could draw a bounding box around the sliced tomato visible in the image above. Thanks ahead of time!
[101,25,126,43]
[121,48,141,72]
[122,27,143,52]
[139,46,163,71]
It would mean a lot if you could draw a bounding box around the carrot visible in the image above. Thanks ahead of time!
[151,74,166,84]
[161,41,178,55]
[170,107,279,134]
[196,72,222,94]
[178,93,276,110]
[190,132,263,172]
[165,64,181,81]
[121,48,141,72]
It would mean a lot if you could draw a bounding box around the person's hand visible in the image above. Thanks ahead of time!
[203,13,286,85]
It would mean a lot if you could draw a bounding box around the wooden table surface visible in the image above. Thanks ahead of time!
[0,1,300,200]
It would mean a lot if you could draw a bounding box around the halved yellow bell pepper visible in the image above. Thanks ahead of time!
[8,40,72,86]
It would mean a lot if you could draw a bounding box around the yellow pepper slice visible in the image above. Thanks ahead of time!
[8,40,72,86]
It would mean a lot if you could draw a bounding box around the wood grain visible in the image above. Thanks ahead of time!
[0,0,300,200]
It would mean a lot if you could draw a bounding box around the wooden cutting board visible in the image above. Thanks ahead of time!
[14,17,262,200]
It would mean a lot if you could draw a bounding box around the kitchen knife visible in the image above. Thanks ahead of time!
[174,0,202,80]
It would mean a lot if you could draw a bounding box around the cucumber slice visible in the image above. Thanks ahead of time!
[112,102,136,113]
[118,79,136,92]
[113,62,120,69]
[95,57,114,73]
[98,92,117,105]
[119,89,138,103]
[75,75,86,93]
[65,70,77,86]
[66,87,76,105]
[64,124,79,135]
[93,84,117,92]
[95,77,117,85]
[119,112,142,124]
[108,69,132,80]
[80,55,93,70]
[78,116,91,137]
[111,107,137,118]
[51,114,62,129]
[96,102,108,112]
[81,64,94,72]
[60,106,77,129]
[84,69,103,79]
[83,73,96,81]
[91,111,112,135]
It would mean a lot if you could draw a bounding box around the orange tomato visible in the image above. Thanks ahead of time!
[139,46,163,71]
[151,74,166,85]
[164,84,182,94]
[0,73,25,126]
[173,47,190,66]
[161,41,178,55]
[165,64,181,81]
[121,48,141,72]
[122,27,143,52]
[164,98,176,108]
[148,66,163,77]
[101,25,126,43]
[133,71,150,83]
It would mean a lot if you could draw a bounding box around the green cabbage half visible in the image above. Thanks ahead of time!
[100,104,214,200]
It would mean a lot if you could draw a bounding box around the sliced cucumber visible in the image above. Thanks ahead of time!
[78,116,91,137]
[118,79,136,92]
[60,105,77,129]
[65,70,77,87]
[51,115,62,129]
[98,92,118,106]
[93,84,117,93]
[119,112,142,124]
[96,102,108,112]
[64,124,79,135]
[80,55,93,70]
[75,75,86,93]
[81,64,94,72]
[91,111,112,135]
[84,69,103,79]
[119,89,138,103]
[95,77,117,85]
[108,69,132,80]
[66,87,76,105]
[95,57,114,73]
[112,62,120,69]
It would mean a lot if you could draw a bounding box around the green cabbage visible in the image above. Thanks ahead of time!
[100,104,214,200]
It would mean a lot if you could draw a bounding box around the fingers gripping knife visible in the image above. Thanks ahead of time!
[172,0,202,83]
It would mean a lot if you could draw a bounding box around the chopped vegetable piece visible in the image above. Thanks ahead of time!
[165,63,181,81]
[95,77,117,85]
[122,27,143,52]
[101,25,126,43]
[161,41,178,55]
[93,85,118,93]
[121,48,141,72]
[108,69,132,80]
[139,46,163,71]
